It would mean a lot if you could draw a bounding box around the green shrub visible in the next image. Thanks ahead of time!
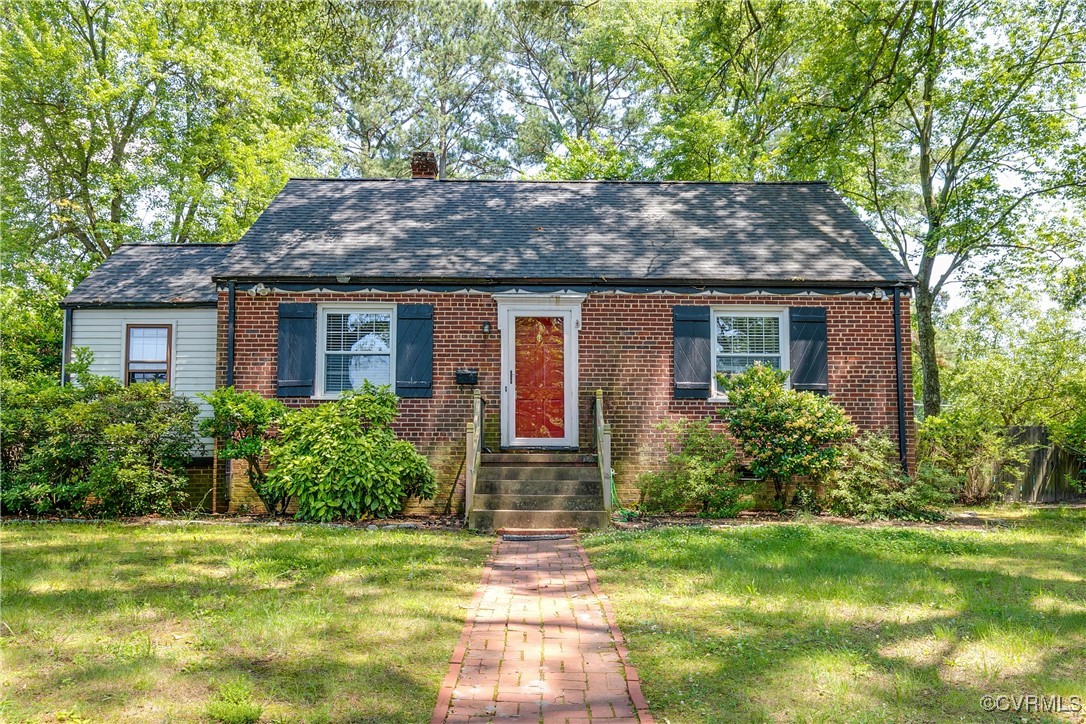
[268,383,437,521]
[1,362,199,516]
[205,677,262,724]
[791,484,822,514]
[638,418,750,517]
[199,387,288,515]
[825,431,954,521]
[917,410,1026,504]
[719,364,856,507]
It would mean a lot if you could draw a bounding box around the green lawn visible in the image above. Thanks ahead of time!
[0,523,491,722]
[584,507,1086,723]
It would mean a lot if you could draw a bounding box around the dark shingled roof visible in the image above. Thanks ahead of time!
[62,243,233,307]
[221,180,914,286]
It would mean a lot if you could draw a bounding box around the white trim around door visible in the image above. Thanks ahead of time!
[494,293,585,448]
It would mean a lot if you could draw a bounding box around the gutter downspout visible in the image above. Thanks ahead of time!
[226,282,236,387]
[61,307,73,384]
[892,287,909,474]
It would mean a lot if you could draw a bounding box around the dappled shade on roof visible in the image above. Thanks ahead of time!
[62,243,232,306]
[222,180,913,286]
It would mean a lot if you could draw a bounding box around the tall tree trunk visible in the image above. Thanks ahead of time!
[914,285,941,417]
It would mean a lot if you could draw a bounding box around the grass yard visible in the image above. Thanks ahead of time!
[0,523,491,722]
[584,507,1086,723]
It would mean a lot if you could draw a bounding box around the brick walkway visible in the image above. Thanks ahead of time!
[432,536,652,724]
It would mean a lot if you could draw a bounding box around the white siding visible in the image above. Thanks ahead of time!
[70,307,218,448]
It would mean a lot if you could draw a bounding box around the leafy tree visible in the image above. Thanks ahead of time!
[500,0,648,168]
[325,0,509,178]
[1,0,324,273]
[720,364,856,507]
[319,1,419,177]
[794,0,1086,416]
[540,133,643,180]
[408,0,509,178]
[615,0,812,181]
[0,282,66,378]
[915,282,1084,500]
[938,283,1086,435]
[199,387,288,516]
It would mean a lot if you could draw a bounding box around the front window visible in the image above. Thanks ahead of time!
[320,308,393,395]
[126,325,170,384]
[713,309,788,395]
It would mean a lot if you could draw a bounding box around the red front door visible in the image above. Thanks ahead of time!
[514,316,565,439]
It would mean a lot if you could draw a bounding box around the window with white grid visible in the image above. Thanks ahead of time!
[318,308,394,395]
[712,309,789,395]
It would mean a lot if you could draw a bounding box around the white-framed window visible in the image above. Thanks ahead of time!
[712,307,789,397]
[125,324,171,385]
[316,305,395,397]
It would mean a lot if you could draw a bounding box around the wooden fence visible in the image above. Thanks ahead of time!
[999,426,1085,503]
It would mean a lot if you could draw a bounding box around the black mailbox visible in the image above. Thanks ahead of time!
[455,368,479,386]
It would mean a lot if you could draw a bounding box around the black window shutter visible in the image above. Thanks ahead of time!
[673,305,712,399]
[396,303,433,398]
[790,307,829,394]
[277,303,316,397]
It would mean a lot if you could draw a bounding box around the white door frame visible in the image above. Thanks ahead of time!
[494,293,585,448]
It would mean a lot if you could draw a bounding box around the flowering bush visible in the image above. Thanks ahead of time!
[719,364,855,507]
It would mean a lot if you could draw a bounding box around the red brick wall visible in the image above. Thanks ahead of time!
[218,290,915,512]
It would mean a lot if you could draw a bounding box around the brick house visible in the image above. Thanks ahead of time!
[62,152,916,527]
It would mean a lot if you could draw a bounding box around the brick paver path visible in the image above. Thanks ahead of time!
[432,536,652,724]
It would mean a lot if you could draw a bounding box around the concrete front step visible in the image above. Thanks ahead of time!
[483,452,598,466]
[479,465,599,482]
[474,494,603,512]
[475,478,602,496]
[468,509,610,531]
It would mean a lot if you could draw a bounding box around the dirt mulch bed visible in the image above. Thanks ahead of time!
[1,513,471,532]
[608,509,1018,531]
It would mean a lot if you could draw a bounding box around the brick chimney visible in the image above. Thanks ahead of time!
[411,151,438,179]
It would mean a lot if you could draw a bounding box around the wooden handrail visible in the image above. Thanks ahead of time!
[465,389,485,516]
[594,389,612,511]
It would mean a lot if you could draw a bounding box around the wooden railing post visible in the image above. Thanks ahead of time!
[601,421,612,511]
[465,389,484,518]
[595,389,613,511]
[465,420,477,516]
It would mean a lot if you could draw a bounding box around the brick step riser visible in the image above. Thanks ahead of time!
[473,494,604,512]
[479,466,600,482]
[468,509,610,532]
[475,479,602,496]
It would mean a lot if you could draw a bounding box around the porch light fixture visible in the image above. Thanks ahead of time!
[481,321,492,335]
